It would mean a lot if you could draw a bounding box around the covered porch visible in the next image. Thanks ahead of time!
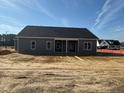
[54,38,79,54]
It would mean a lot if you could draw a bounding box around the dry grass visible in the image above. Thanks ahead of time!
[0,50,14,55]
[0,53,124,93]
[0,47,15,55]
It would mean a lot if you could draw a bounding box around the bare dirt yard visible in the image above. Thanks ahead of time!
[0,52,124,93]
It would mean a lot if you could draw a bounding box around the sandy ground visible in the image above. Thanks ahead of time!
[0,53,124,93]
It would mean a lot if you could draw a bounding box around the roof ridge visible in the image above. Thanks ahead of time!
[26,25,87,30]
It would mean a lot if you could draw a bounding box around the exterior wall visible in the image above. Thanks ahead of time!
[14,39,17,51]
[79,39,97,55]
[100,41,109,47]
[17,38,54,55]
[109,45,120,50]
[16,37,97,55]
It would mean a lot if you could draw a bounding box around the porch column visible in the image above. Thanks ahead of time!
[54,39,55,53]
[78,39,79,52]
[66,40,67,53]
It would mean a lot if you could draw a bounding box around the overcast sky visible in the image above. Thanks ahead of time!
[0,0,124,41]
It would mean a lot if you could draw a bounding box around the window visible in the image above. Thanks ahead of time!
[83,42,92,50]
[46,41,52,50]
[31,40,36,50]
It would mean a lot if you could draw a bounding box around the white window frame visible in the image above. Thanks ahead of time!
[30,40,36,50]
[83,41,92,51]
[46,41,52,50]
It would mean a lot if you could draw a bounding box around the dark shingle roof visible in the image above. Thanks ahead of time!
[106,40,121,45]
[17,26,98,39]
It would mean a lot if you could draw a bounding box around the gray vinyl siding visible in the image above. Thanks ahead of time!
[79,40,97,55]
[14,39,17,51]
[16,37,97,55]
[18,38,54,54]
[109,45,120,49]
[16,26,98,55]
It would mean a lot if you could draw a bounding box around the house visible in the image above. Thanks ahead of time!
[97,40,121,50]
[120,42,124,49]
[121,42,124,45]
[15,26,98,55]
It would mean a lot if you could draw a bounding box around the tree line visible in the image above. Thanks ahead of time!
[0,34,16,47]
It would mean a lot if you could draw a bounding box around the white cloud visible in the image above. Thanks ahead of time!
[0,16,21,26]
[114,26,124,32]
[93,0,111,27]
[34,0,57,20]
[93,0,124,30]
[0,15,23,34]
[0,0,24,11]
[0,0,57,20]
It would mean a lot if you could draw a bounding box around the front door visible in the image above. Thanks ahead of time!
[67,41,78,53]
